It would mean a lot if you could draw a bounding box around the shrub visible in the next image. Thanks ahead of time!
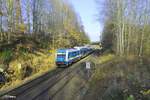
[127,95,135,100]
[0,49,13,64]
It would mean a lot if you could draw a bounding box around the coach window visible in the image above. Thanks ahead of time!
[73,52,75,56]
[68,53,71,59]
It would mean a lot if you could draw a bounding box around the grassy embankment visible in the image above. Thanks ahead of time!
[85,53,150,100]
[0,37,56,91]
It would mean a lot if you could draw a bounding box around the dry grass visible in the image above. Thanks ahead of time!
[0,49,56,91]
[90,53,115,65]
[85,55,150,100]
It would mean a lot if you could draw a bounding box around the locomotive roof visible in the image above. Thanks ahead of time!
[74,46,90,50]
[57,48,79,53]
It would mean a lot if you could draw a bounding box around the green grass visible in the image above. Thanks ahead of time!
[0,49,13,64]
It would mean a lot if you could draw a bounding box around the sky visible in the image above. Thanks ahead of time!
[70,0,103,42]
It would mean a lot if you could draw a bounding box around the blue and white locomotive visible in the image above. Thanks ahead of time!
[56,46,93,67]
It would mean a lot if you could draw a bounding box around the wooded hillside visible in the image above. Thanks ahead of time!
[98,0,150,57]
[0,0,89,49]
[0,0,90,88]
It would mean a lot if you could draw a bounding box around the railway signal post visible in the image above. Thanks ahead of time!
[86,61,91,78]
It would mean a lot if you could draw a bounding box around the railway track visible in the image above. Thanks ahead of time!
[0,53,93,100]
[0,68,64,100]
[33,63,79,100]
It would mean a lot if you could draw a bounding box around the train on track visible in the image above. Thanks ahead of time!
[56,46,93,67]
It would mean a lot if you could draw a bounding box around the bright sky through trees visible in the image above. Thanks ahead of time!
[70,0,103,42]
